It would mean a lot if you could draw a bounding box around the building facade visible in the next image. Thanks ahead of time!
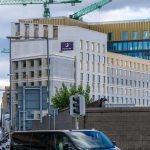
[11,18,107,114]
[16,17,150,60]
[90,19,150,60]
[10,17,150,109]
[1,86,10,132]
[107,52,150,107]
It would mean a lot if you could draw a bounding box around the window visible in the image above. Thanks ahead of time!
[134,81,136,87]
[34,24,39,38]
[118,43,122,51]
[133,42,138,50]
[123,42,127,50]
[92,95,95,101]
[15,73,18,79]
[103,44,105,53]
[31,82,34,86]
[30,71,34,78]
[117,78,119,85]
[15,23,20,36]
[117,97,119,103]
[107,77,109,84]
[80,40,83,49]
[98,43,100,53]
[103,57,105,64]
[143,31,148,39]
[30,60,34,67]
[86,41,89,50]
[23,82,26,86]
[92,75,95,82]
[15,83,18,90]
[80,73,83,81]
[80,52,83,60]
[132,32,138,40]
[53,26,58,38]
[139,81,141,87]
[22,72,26,79]
[143,41,148,49]
[86,53,89,61]
[138,42,142,50]
[112,77,114,84]
[92,54,95,62]
[130,80,132,86]
[25,24,29,38]
[113,43,118,50]
[123,31,128,40]
[22,61,26,68]
[38,70,42,77]
[103,76,105,84]
[128,42,132,50]
[108,32,113,41]
[92,42,94,51]
[97,56,100,63]
[98,75,100,83]
[14,61,18,69]
[121,79,123,85]
[112,96,114,103]
[126,79,128,85]
[38,59,42,66]
[38,81,42,86]
[87,74,90,82]
[43,25,48,37]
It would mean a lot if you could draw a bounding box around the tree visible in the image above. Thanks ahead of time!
[85,84,91,105]
[52,83,91,109]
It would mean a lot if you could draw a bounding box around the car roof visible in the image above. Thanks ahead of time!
[13,129,100,134]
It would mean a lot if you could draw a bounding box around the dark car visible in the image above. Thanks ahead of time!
[10,130,121,150]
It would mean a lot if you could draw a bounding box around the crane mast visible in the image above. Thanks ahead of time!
[0,0,82,18]
[70,0,112,20]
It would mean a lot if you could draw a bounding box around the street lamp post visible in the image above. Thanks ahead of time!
[46,37,51,130]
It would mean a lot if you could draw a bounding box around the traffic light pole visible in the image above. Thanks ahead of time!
[75,117,79,130]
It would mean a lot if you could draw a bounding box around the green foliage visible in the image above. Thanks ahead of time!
[52,83,91,109]
[85,83,91,105]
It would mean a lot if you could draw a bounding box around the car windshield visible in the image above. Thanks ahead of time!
[67,130,114,150]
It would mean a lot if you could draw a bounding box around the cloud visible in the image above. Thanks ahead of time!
[84,6,150,22]
[0,79,9,88]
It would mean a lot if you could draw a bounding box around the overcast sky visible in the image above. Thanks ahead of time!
[0,0,150,101]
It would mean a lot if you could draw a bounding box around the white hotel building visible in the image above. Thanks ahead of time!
[11,17,107,112]
[10,17,150,111]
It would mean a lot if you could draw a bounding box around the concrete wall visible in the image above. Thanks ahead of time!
[83,108,150,150]
[33,107,150,150]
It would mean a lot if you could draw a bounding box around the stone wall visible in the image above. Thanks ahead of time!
[33,107,150,150]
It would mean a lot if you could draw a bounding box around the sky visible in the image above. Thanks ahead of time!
[0,0,150,101]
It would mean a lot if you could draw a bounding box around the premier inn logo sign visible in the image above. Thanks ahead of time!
[61,42,74,51]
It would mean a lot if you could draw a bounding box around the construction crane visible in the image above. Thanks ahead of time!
[0,0,82,18]
[70,0,112,20]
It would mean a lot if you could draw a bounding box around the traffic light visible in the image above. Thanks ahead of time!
[72,96,80,114]
[69,94,85,117]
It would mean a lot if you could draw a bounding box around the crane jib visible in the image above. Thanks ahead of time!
[71,0,112,20]
[0,0,82,5]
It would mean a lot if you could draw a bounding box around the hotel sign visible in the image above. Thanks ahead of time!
[61,42,74,51]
